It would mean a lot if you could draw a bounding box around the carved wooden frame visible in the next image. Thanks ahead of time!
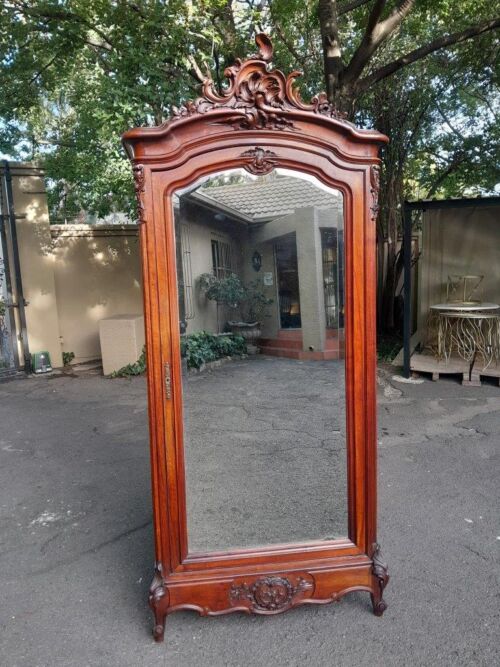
[123,34,389,642]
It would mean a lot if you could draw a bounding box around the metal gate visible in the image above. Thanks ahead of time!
[0,161,30,376]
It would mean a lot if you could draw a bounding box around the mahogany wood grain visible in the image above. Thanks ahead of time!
[123,33,389,642]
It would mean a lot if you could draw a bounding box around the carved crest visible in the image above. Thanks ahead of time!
[171,33,349,131]
[241,147,278,174]
[230,575,313,611]
[132,164,146,224]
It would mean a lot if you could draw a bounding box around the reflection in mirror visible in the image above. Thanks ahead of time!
[173,169,347,553]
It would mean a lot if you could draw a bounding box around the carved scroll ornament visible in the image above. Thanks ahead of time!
[371,543,389,615]
[230,575,313,611]
[171,34,349,131]
[370,165,380,222]
[132,164,146,224]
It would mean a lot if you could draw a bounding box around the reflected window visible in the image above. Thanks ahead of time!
[211,238,233,279]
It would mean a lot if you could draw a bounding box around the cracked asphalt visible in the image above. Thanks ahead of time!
[0,358,499,667]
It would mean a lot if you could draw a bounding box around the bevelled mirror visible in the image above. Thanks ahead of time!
[175,168,347,553]
[123,34,389,642]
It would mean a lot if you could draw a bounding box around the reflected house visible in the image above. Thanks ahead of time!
[176,172,345,360]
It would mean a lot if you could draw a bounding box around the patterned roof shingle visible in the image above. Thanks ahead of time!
[195,175,340,221]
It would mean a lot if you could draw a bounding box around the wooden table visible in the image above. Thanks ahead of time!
[430,302,500,368]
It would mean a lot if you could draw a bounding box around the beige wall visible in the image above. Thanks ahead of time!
[180,201,243,335]
[2,163,145,368]
[417,205,500,341]
[4,163,63,367]
[51,225,143,362]
[242,236,278,338]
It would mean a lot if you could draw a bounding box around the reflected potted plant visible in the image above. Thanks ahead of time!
[198,273,272,351]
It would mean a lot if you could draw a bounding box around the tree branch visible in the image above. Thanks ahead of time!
[186,54,209,84]
[27,53,59,85]
[425,152,467,199]
[358,16,500,91]
[365,0,387,36]
[344,0,415,83]
[374,0,415,42]
[338,0,372,15]
[8,1,116,50]
[271,17,307,69]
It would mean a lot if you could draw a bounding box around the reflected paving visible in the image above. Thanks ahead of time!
[183,355,347,553]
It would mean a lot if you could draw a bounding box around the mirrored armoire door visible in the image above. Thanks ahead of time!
[123,33,389,642]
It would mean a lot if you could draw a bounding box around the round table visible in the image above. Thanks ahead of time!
[431,302,500,369]
[429,302,500,368]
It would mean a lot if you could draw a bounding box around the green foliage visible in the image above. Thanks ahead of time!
[111,346,146,377]
[180,331,246,369]
[0,0,497,230]
[243,280,274,322]
[198,273,246,309]
[198,273,273,322]
[62,351,75,366]
[377,334,402,363]
[0,1,259,221]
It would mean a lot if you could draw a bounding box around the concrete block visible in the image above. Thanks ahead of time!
[99,314,144,375]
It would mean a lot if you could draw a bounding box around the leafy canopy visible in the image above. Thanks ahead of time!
[0,0,498,223]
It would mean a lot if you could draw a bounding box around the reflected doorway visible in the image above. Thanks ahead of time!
[275,233,301,329]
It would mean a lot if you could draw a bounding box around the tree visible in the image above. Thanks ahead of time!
[309,0,500,331]
[0,0,257,219]
[1,1,498,332]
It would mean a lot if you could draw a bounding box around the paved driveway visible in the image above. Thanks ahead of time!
[0,360,499,666]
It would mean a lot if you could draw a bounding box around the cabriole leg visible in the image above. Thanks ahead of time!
[149,562,168,642]
[371,543,389,617]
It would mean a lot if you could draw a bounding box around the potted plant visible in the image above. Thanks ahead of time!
[198,273,272,351]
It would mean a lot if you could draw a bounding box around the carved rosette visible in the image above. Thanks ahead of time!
[132,164,146,224]
[371,543,389,616]
[370,165,380,222]
[230,575,313,612]
[170,33,349,131]
[241,147,278,175]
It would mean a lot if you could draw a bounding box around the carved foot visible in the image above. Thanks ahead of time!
[371,593,388,617]
[149,562,168,642]
[152,617,166,642]
[371,543,389,617]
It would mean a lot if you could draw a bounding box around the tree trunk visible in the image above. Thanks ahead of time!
[318,1,344,104]
[378,167,405,334]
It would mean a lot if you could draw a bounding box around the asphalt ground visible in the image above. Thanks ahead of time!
[0,360,499,666]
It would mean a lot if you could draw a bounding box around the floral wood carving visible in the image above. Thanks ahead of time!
[230,575,313,611]
[170,33,349,131]
[370,165,380,222]
[241,147,278,174]
[371,543,389,615]
[132,164,146,224]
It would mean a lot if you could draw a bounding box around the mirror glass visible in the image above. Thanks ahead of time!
[173,168,347,553]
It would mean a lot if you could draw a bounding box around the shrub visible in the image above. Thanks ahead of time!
[62,351,75,366]
[181,331,246,369]
[111,346,147,377]
[197,273,272,322]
